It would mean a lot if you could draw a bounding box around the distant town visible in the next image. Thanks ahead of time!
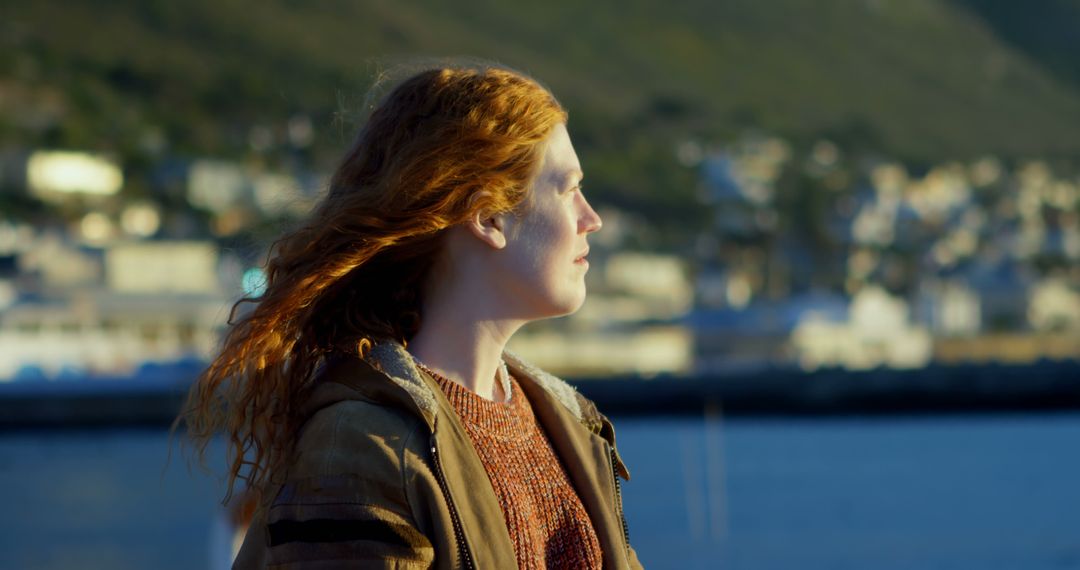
[1,130,1078,382]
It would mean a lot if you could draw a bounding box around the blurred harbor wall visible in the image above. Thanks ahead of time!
[2,360,1077,428]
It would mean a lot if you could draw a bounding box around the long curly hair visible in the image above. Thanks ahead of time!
[177,65,567,501]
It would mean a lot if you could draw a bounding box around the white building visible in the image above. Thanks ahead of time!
[1028,278,1080,332]
[791,286,932,370]
[25,150,123,203]
[0,289,229,381]
[508,326,692,377]
[512,251,695,376]
[105,241,220,295]
[17,232,102,290]
[915,279,982,337]
[187,159,249,214]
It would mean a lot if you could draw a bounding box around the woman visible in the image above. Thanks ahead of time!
[181,65,643,569]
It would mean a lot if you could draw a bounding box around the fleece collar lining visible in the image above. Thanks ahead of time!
[365,341,584,423]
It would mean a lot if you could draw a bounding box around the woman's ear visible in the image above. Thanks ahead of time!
[464,192,508,250]
[465,208,508,250]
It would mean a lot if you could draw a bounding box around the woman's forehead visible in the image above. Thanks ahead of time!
[538,124,582,185]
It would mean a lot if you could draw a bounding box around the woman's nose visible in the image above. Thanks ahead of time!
[579,196,602,234]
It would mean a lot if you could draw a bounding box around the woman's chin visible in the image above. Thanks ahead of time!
[553,289,588,317]
[517,282,588,321]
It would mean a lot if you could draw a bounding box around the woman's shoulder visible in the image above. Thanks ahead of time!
[290,391,430,480]
[243,398,438,570]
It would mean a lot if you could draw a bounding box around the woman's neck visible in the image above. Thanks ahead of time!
[407,314,520,402]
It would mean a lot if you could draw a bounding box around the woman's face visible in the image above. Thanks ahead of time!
[498,123,602,319]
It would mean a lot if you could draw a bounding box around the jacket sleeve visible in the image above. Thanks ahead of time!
[232,402,437,570]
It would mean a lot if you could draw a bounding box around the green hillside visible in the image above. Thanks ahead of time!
[4,0,1080,240]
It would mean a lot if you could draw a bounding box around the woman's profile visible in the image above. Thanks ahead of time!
[179,64,643,569]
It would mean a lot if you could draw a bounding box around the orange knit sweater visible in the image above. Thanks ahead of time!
[424,365,603,570]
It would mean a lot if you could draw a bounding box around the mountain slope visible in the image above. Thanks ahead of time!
[3,0,1080,237]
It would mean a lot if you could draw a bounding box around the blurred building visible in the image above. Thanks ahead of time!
[25,150,123,203]
[17,231,103,291]
[187,159,249,214]
[699,134,789,238]
[510,249,694,377]
[185,159,319,236]
[1028,278,1080,332]
[0,233,232,381]
[0,290,227,380]
[915,279,982,337]
[790,286,932,370]
[106,241,220,295]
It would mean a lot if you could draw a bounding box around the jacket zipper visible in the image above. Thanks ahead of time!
[608,443,632,567]
[430,433,474,570]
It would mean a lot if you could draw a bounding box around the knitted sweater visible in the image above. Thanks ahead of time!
[424,365,603,570]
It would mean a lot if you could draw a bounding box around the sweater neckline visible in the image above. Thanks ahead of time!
[424,368,536,440]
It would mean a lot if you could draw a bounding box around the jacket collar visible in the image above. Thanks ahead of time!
[308,339,628,477]
[362,340,594,428]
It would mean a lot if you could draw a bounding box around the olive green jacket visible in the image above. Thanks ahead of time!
[233,341,644,569]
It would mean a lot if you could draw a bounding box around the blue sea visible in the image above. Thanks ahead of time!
[2,412,1079,569]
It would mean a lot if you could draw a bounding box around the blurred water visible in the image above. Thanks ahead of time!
[1,413,1078,569]
[619,412,1080,570]
[0,430,228,570]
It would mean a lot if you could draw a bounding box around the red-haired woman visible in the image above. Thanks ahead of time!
[181,65,643,569]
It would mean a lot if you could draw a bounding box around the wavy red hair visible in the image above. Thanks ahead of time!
[177,65,567,500]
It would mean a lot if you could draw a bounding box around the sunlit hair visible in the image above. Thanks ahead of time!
[177,65,567,501]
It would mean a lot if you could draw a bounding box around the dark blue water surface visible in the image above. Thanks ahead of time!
[618,413,1080,570]
[2,413,1078,569]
